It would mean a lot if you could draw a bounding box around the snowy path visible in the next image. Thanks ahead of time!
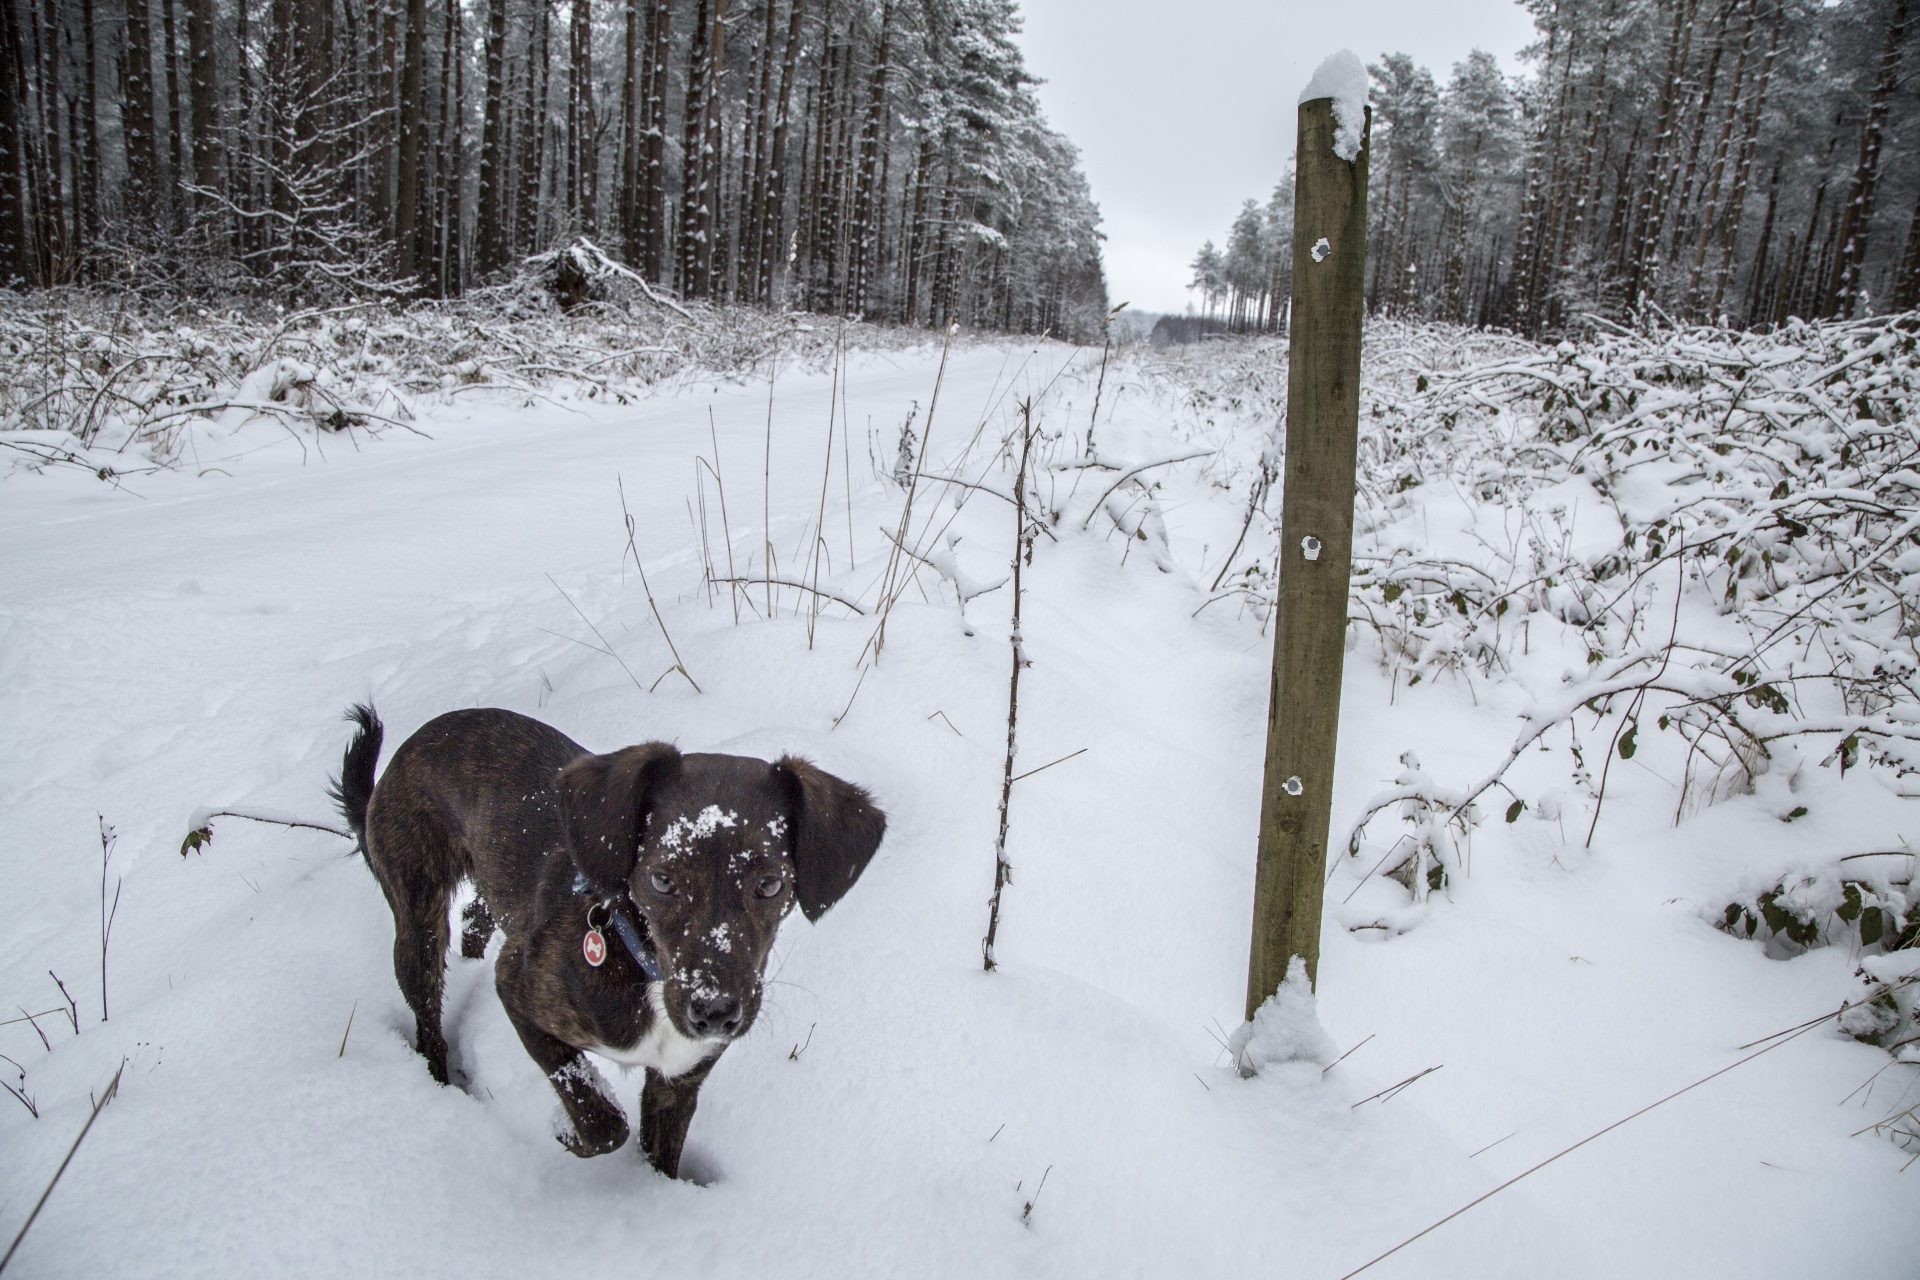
[2,341,1914,1278]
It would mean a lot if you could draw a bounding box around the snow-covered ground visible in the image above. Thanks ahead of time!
[3,333,1916,1278]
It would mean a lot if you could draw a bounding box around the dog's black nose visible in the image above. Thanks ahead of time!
[686,993,742,1037]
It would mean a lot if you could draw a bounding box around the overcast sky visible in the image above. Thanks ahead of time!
[1012,0,1539,314]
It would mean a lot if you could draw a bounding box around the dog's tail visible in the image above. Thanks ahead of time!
[328,703,384,855]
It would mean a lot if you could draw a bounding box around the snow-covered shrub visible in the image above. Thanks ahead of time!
[1718,873,1918,960]
[0,276,940,476]
[1121,311,1920,952]
[1839,950,1920,1056]
[1360,311,1920,795]
[512,238,692,314]
[1201,313,1920,802]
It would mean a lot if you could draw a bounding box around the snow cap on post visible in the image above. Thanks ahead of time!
[1298,50,1369,162]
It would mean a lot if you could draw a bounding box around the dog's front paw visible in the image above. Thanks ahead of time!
[549,1057,630,1157]
[557,1107,630,1157]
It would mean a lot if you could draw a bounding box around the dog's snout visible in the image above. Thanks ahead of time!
[685,992,742,1038]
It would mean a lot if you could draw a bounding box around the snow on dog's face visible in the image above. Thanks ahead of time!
[560,747,887,1043]
[635,778,790,1041]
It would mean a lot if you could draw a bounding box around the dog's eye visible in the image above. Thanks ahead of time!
[648,870,676,897]
[755,874,784,899]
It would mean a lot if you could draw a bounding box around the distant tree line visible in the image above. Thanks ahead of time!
[1186,174,1293,335]
[0,0,1108,336]
[1193,0,1920,336]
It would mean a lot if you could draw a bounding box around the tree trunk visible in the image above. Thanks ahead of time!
[619,0,640,258]
[565,0,594,235]
[1708,3,1778,317]
[81,0,99,249]
[740,0,775,297]
[0,0,27,281]
[1664,0,1732,266]
[759,0,803,301]
[233,0,259,261]
[123,0,160,208]
[396,0,426,278]
[1826,0,1908,317]
[1603,110,1642,273]
[693,0,727,294]
[800,33,834,305]
[1507,12,1569,331]
[516,0,550,255]
[848,0,892,313]
[474,0,508,274]
[184,0,217,200]
[291,0,330,202]
[677,0,711,293]
[33,0,65,268]
[640,0,667,281]
[161,0,185,208]
[1743,159,1780,324]
[1626,0,1697,303]
[1685,0,1755,313]
[1442,134,1482,323]
[1782,179,1827,322]
[431,0,458,294]
[1891,180,1920,310]
[447,0,465,293]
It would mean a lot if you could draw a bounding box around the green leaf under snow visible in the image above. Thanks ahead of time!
[1862,906,1885,947]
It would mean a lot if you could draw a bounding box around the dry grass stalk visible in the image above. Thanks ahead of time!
[869,321,958,662]
[545,574,648,695]
[1335,982,1915,1278]
[708,577,866,615]
[0,1054,35,1119]
[806,320,848,649]
[617,477,701,694]
[0,1061,124,1273]
[98,818,120,1023]
[982,399,1038,973]
[705,410,741,623]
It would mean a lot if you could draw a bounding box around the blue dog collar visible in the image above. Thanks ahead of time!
[609,906,662,982]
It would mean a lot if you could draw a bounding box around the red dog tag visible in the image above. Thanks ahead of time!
[583,927,608,967]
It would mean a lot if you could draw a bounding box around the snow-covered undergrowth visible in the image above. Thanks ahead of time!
[1144,316,1920,1027]
[0,247,933,482]
[3,311,1919,1277]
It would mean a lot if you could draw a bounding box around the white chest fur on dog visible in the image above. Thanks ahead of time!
[590,982,725,1079]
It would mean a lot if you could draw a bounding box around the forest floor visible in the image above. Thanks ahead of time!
[2,324,1917,1278]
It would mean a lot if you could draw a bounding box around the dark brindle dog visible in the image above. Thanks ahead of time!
[330,704,885,1176]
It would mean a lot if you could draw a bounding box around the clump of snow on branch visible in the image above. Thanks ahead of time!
[1299,50,1369,162]
[1227,957,1335,1077]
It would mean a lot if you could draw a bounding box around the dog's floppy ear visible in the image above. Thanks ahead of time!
[558,743,682,897]
[774,756,887,922]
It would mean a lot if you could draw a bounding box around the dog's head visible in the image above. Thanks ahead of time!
[558,746,885,1041]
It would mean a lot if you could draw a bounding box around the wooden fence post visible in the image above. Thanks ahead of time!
[1244,93,1370,1017]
